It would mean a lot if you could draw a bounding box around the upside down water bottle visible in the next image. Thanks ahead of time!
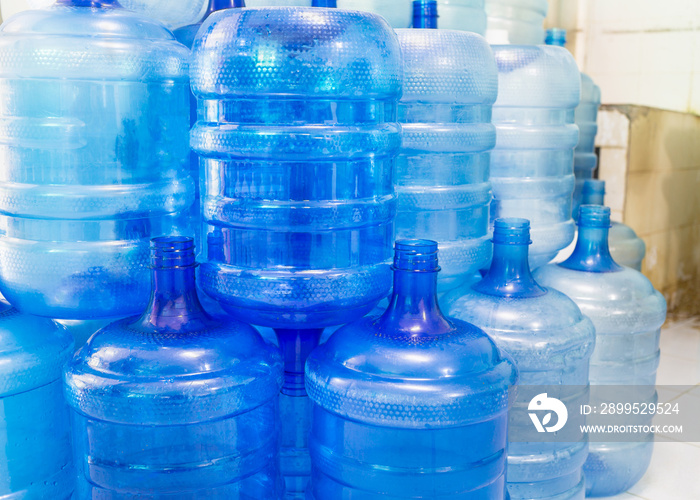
[190,6,402,497]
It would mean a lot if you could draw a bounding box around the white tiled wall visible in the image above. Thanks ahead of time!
[546,0,700,114]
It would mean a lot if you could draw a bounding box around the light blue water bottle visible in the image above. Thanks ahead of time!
[190,6,402,497]
[534,206,666,497]
[65,236,284,499]
[0,0,193,319]
[484,0,548,44]
[306,240,518,499]
[395,6,497,291]
[444,218,596,499]
[545,28,602,219]
[119,0,209,27]
[581,179,646,271]
[0,307,74,499]
[490,44,580,269]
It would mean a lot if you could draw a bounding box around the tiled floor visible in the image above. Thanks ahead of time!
[606,317,700,500]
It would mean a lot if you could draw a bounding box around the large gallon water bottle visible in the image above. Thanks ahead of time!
[395,23,497,291]
[534,206,666,497]
[64,237,284,499]
[306,240,517,499]
[545,28,602,218]
[190,7,402,497]
[0,0,193,319]
[484,0,548,44]
[0,307,74,499]
[444,218,595,500]
[490,45,580,269]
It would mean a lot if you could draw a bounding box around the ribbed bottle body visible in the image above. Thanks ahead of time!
[0,4,193,319]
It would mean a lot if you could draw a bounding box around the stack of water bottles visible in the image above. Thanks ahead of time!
[0,1,665,500]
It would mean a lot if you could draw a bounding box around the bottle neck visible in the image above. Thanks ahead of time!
[473,243,547,298]
[275,329,323,397]
[561,225,623,273]
[413,0,438,28]
[205,0,244,16]
[312,0,336,7]
[379,269,452,336]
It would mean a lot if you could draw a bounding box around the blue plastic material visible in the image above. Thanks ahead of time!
[0,0,193,319]
[0,306,74,500]
[445,219,595,500]
[485,0,548,44]
[412,0,437,28]
[190,8,402,498]
[311,0,335,6]
[306,240,517,499]
[545,28,602,219]
[582,181,646,271]
[490,45,580,269]
[534,206,666,497]
[64,236,284,499]
[395,28,497,291]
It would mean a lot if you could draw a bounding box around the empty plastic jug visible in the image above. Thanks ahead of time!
[0,0,193,319]
[395,26,496,291]
[306,240,517,499]
[444,219,595,500]
[490,45,580,269]
[484,0,548,44]
[534,206,666,497]
[64,237,284,499]
[545,28,602,218]
[0,307,73,500]
[191,7,402,497]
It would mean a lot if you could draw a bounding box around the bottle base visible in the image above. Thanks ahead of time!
[583,441,653,497]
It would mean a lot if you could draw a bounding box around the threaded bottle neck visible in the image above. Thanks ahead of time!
[474,218,547,298]
[312,0,336,7]
[545,28,567,47]
[561,205,623,273]
[581,179,606,206]
[413,0,438,28]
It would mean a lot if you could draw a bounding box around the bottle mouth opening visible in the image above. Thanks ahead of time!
[577,205,612,228]
[492,218,531,245]
[393,239,440,272]
[151,236,197,269]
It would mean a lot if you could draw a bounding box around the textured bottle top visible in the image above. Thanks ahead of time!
[396,28,497,103]
[0,303,73,397]
[492,45,580,108]
[190,7,402,98]
[0,1,189,81]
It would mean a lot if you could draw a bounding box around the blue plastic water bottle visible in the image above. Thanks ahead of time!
[64,236,284,498]
[190,6,402,497]
[534,206,666,497]
[490,44,580,269]
[581,180,646,271]
[445,219,596,499]
[119,0,209,27]
[0,307,74,499]
[0,0,193,319]
[395,8,497,291]
[484,0,549,44]
[306,240,517,498]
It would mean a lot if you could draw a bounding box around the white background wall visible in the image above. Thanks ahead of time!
[545,0,700,114]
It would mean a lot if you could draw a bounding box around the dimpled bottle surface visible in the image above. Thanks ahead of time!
[582,180,645,271]
[445,219,595,500]
[490,45,580,269]
[306,240,517,499]
[484,0,548,44]
[534,206,666,497]
[0,305,74,500]
[0,0,193,319]
[395,28,496,291]
[64,237,284,499]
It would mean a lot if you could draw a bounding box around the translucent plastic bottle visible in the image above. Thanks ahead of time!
[545,28,602,219]
[444,219,595,500]
[306,240,517,499]
[484,0,548,44]
[490,45,580,269]
[395,25,497,291]
[190,7,402,497]
[534,206,666,497]
[0,308,74,499]
[64,236,284,499]
[0,0,193,319]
